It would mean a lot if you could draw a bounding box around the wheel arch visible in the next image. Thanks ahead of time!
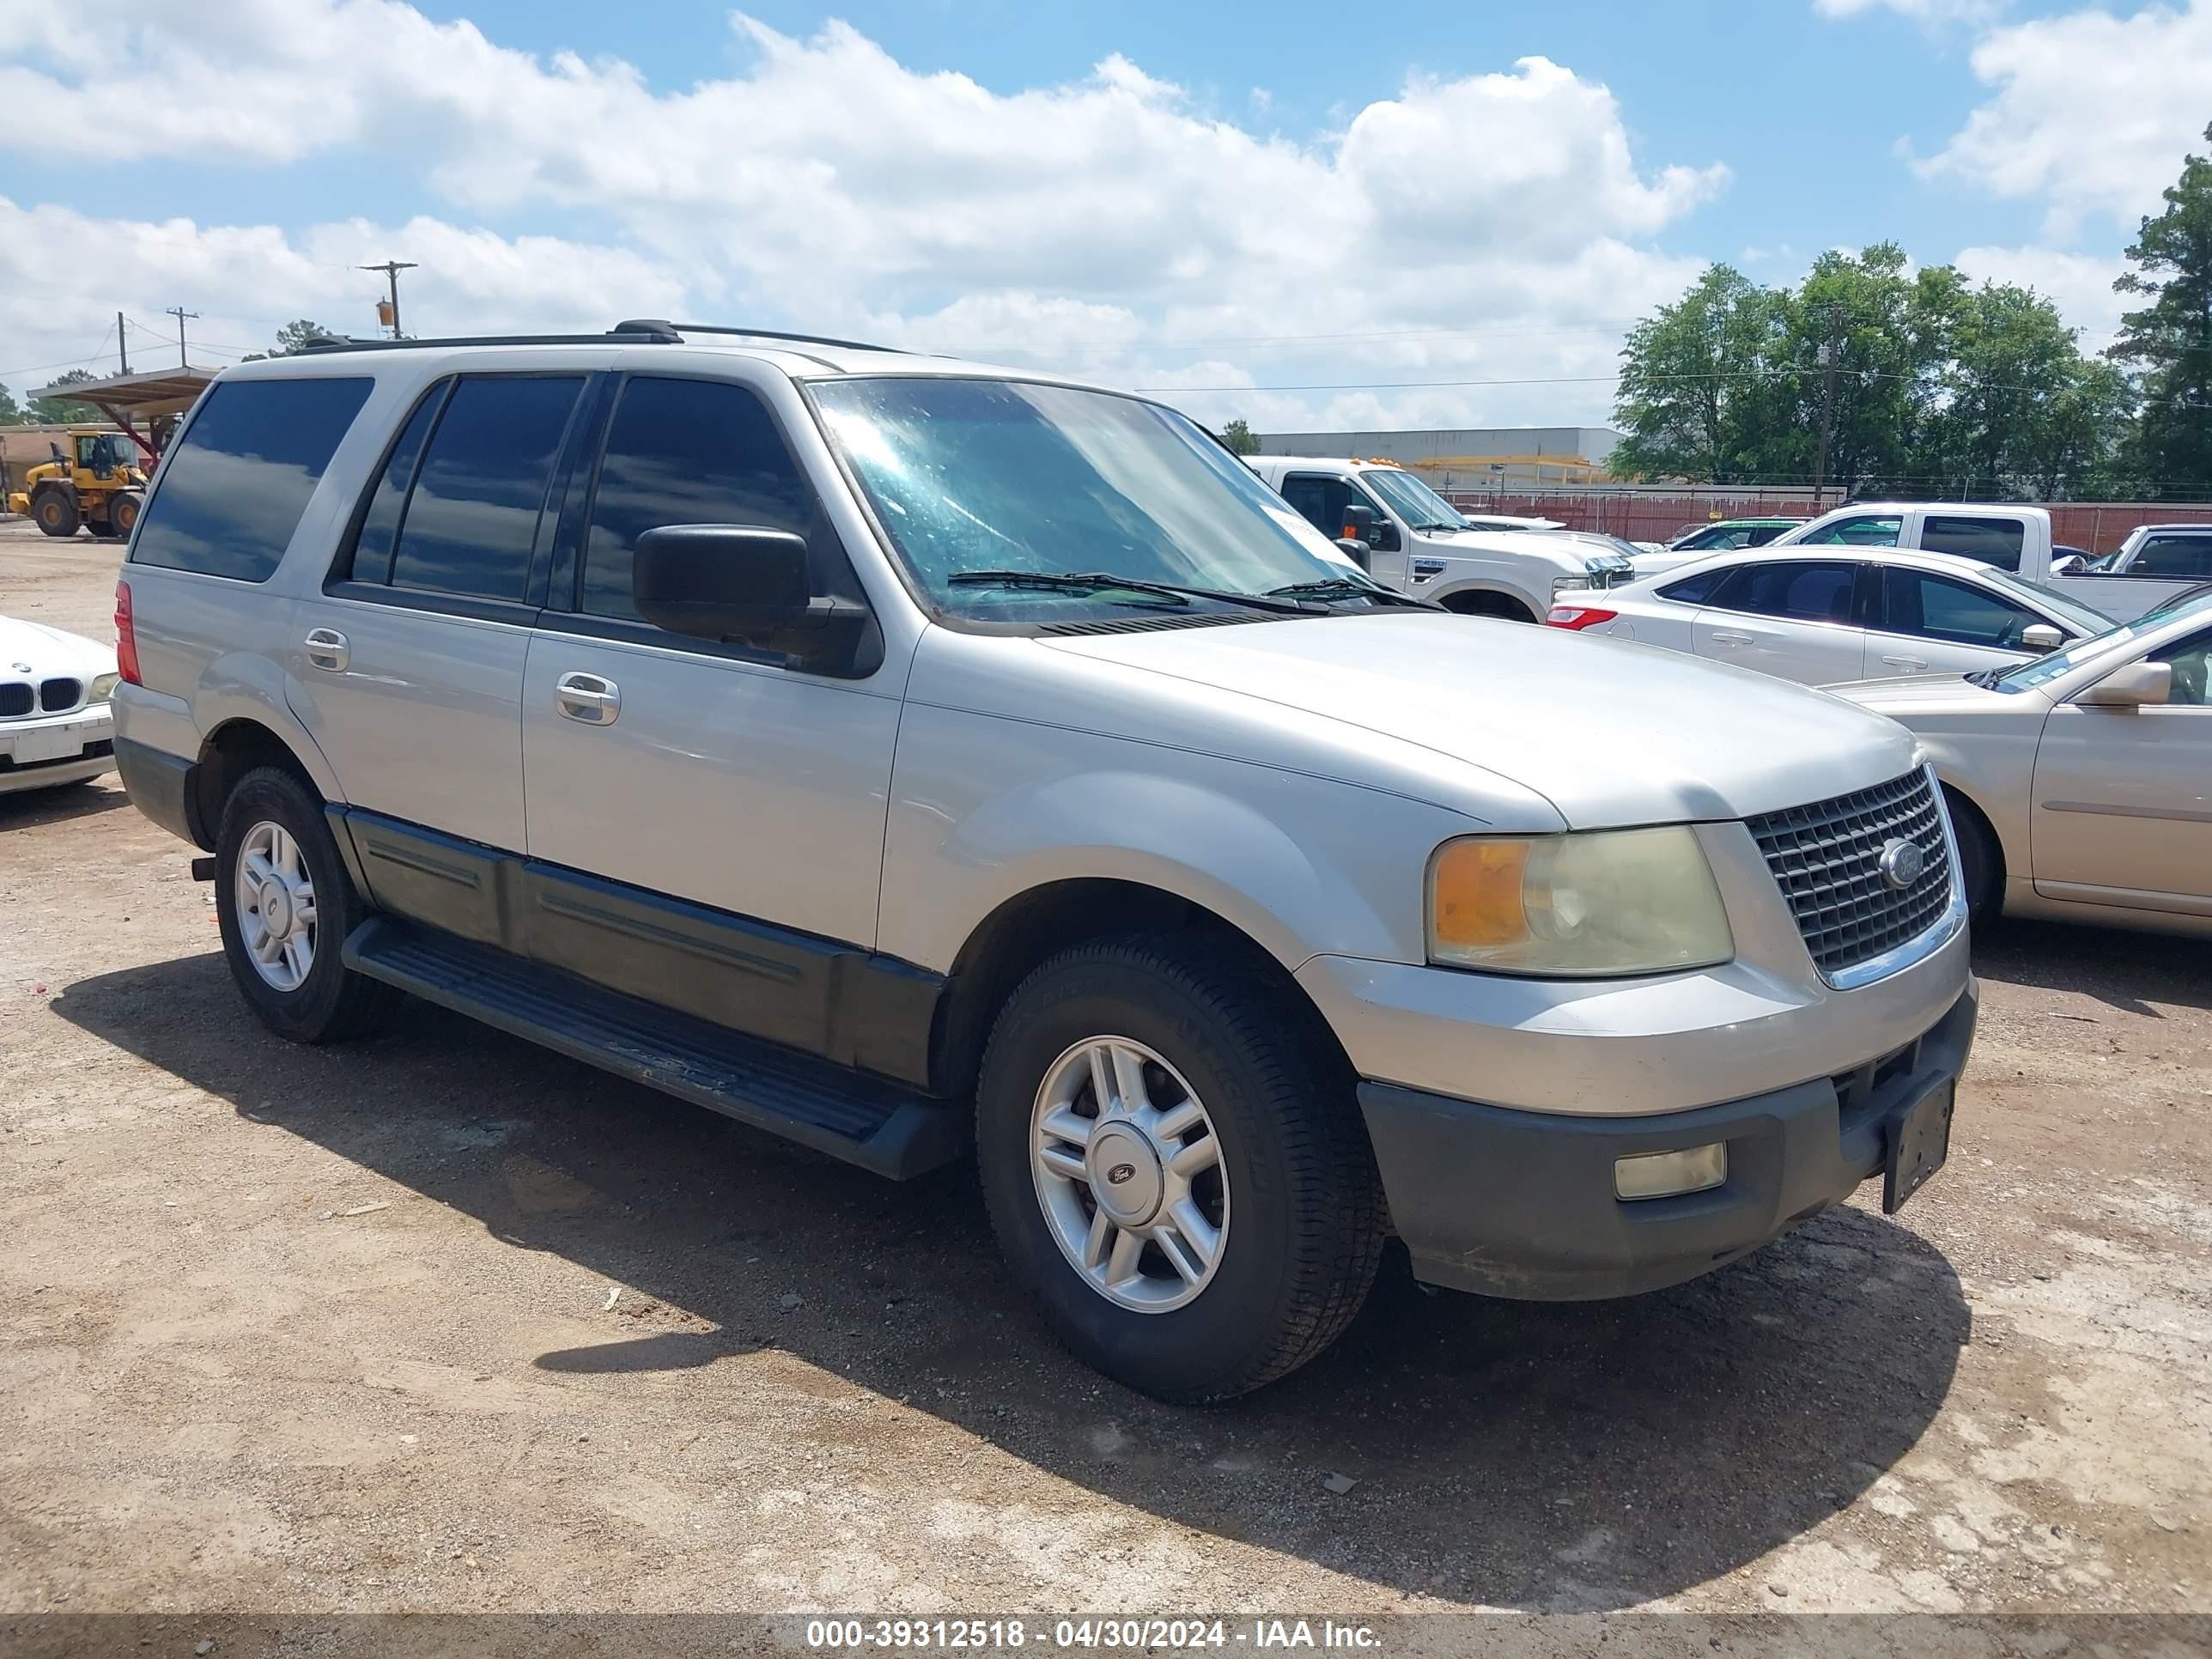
[1429,580,1540,622]
[930,876,1350,1104]
[190,717,327,850]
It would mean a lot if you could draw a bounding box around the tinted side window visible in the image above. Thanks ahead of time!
[1923,516,2025,572]
[390,376,584,602]
[580,378,817,621]
[2154,629,2212,706]
[1883,568,2037,648]
[130,378,373,582]
[1279,474,1349,537]
[1743,525,1789,546]
[337,381,447,586]
[1658,567,1731,605]
[2132,534,2212,579]
[1725,561,1858,623]
[1797,514,1900,548]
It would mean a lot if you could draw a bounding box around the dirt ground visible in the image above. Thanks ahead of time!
[3,520,2208,1637]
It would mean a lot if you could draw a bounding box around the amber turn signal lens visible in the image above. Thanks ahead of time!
[1430,839,1531,950]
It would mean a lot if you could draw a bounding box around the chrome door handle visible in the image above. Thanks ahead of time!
[1881,654,1929,671]
[303,628,349,672]
[1708,629,1753,647]
[555,672,620,726]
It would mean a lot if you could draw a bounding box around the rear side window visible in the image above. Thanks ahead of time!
[580,377,818,621]
[1657,567,1731,605]
[1923,516,2025,572]
[2130,534,2212,579]
[1723,560,1859,624]
[1279,474,1352,536]
[1882,568,2039,648]
[129,377,373,581]
[388,376,585,602]
[337,381,447,586]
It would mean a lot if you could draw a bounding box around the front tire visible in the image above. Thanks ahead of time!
[214,766,396,1042]
[1943,787,2002,927]
[32,486,79,538]
[976,935,1385,1401]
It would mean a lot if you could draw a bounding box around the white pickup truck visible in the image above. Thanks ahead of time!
[1771,502,2199,623]
[1244,455,1633,621]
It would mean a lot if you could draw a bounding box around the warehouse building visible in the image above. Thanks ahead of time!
[1254,426,1622,489]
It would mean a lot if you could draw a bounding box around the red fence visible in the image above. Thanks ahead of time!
[1439,490,2212,556]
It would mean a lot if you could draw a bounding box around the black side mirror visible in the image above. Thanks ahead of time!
[634,524,869,672]
[1334,537,1372,571]
[1341,504,1377,544]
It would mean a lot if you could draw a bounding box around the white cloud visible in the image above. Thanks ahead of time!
[1954,245,2130,348]
[1916,0,2212,236]
[0,5,1728,430]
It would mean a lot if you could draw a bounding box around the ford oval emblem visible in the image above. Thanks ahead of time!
[1106,1163,1137,1186]
[1877,838,1925,891]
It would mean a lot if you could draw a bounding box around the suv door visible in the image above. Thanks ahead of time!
[1869,565,2052,679]
[1688,559,1870,684]
[521,371,899,954]
[292,372,588,853]
[2031,626,2212,914]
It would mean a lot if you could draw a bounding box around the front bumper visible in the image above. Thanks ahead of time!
[1358,981,1977,1300]
[0,705,115,794]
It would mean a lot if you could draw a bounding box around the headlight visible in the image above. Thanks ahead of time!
[89,672,122,703]
[1552,574,1590,598]
[1426,827,1734,977]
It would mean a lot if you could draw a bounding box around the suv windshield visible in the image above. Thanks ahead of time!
[811,378,1372,623]
[1986,589,2212,692]
[1359,467,1465,532]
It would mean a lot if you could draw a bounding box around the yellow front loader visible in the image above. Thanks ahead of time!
[6,429,149,539]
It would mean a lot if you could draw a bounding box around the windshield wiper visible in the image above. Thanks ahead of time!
[946,569,1308,614]
[1265,576,1436,609]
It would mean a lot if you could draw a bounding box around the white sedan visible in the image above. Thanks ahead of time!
[0,616,119,794]
[1545,545,2115,688]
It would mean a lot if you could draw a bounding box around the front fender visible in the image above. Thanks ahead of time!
[878,702,1480,975]
[1423,570,1550,615]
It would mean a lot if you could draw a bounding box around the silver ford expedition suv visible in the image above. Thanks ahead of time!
[109,322,1976,1401]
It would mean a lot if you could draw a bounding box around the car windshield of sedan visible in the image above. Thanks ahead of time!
[1359,467,1467,532]
[1987,589,2212,692]
[809,377,1387,623]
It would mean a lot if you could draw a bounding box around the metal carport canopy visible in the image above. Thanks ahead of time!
[27,364,219,459]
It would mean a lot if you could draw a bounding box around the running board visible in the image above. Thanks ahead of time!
[342,916,967,1179]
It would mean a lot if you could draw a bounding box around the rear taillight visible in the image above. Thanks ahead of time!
[114,579,141,684]
[1546,605,1618,631]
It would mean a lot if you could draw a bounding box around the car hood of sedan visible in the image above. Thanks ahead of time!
[1041,612,1922,827]
[1832,672,2025,715]
[0,614,114,678]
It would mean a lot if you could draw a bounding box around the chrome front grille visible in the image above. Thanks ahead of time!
[1747,769,1954,981]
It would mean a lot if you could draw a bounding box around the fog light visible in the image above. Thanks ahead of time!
[1614,1142,1727,1200]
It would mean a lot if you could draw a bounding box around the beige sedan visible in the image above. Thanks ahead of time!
[1838,586,2212,936]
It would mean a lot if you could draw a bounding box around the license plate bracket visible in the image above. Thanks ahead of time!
[10,725,86,766]
[1883,1078,1954,1214]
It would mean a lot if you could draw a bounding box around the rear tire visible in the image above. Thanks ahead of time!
[975,934,1385,1402]
[31,486,79,538]
[1943,786,2002,927]
[214,766,397,1042]
[108,489,143,538]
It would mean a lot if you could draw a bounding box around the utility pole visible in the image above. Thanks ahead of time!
[164,306,199,369]
[360,260,417,339]
[117,311,130,376]
[1811,303,1844,514]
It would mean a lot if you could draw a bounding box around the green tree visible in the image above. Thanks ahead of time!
[1218,417,1261,456]
[1610,264,1785,483]
[240,319,341,362]
[27,368,104,425]
[2108,122,2212,499]
[1924,281,2092,496]
[0,382,23,426]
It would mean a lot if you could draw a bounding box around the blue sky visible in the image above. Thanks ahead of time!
[2,1,2205,430]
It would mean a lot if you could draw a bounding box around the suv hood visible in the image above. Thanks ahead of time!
[1412,527,1611,574]
[1041,613,1921,828]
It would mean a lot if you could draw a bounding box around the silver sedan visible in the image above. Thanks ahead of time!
[1838,586,2212,935]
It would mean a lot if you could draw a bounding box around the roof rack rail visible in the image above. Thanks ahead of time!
[623,320,909,356]
[301,324,684,354]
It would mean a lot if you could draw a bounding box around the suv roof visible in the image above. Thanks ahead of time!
[268,317,1099,392]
